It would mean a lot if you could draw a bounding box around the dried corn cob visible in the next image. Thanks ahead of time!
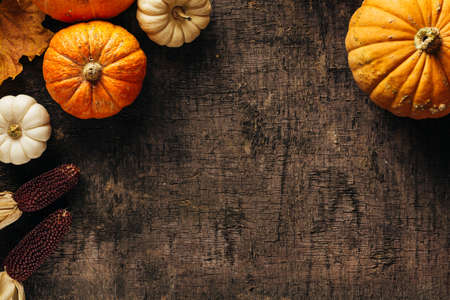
[4,209,72,281]
[0,210,72,299]
[14,164,80,212]
[0,164,79,230]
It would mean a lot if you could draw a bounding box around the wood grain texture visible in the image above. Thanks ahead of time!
[0,1,448,299]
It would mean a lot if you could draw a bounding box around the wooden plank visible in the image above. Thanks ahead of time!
[0,1,448,299]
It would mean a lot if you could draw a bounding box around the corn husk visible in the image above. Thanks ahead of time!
[0,271,24,300]
[0,192,22,230]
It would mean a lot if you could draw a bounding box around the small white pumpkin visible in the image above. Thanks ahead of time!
[0,95,51,165]
[137,0,212,47]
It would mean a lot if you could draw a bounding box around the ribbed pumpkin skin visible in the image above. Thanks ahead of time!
[31,0,135,22]
[137,0,212,47]
[346,0,450,119]
[43,21,147,119]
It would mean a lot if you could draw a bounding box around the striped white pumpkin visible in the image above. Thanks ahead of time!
[0,95,51,165]
[137,0,212,47]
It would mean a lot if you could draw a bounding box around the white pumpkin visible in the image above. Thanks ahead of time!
[0,95,51,165]
[137,0,212,47]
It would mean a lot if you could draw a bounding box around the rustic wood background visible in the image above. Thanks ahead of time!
[0,0,449,299]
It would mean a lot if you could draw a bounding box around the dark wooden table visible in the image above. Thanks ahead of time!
[0,1,449,299]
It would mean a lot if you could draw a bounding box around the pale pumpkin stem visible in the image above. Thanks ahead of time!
[415,27,441,54]
[172,6,192,21]
[7,124,22,139]
[83,60,103,82]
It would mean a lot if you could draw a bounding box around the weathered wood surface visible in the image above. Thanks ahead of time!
[0,0,449,299]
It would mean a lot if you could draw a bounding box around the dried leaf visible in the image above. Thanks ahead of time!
[0,0,53,85]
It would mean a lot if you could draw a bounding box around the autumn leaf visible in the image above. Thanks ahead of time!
[0,0,53,85]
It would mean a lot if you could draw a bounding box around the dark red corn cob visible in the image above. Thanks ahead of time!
[14,164,80,212]
[3,209,72,282]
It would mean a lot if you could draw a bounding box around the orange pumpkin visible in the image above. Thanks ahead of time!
[43,21,147,119]
[346,0,450,119]
[31,0,135,22]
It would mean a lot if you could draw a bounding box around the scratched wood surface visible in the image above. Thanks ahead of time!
[0,0,449,299]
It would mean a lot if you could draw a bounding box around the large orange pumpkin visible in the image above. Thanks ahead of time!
[31,0,135,22]
[43,21,147,119]
[346,0,450,119]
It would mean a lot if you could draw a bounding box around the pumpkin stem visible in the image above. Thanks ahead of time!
[415,27,441,54]
[83,61,103,83]
[172,6,192,21]
[7,124,22,139]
